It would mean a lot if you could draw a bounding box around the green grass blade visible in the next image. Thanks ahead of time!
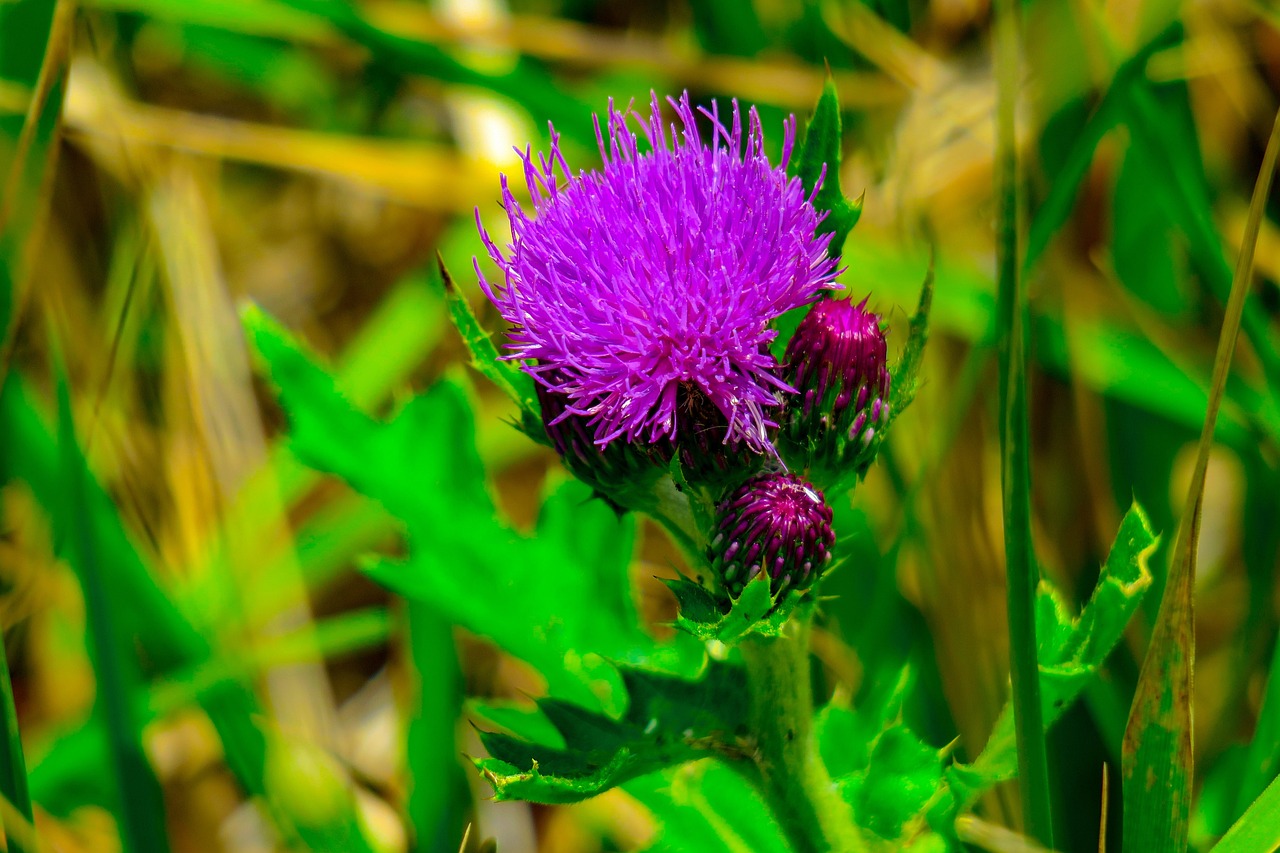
[2,370,375,851]
[0,0,70,365]
[1235,627,1280,821]
[1122,105,1280,853]
[1124,83,1280,401]
[1212,771,1280,853]
[0,614,32,853]
[993,0,1054,843]
[0,618,30,840]
[53,359,173,853]
[1022,24,1179,277]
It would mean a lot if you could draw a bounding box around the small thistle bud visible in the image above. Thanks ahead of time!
[780,297,891,486]
[536,371,666,502]
[707,472,835,599]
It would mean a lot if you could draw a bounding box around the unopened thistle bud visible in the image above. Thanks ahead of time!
[669,382,767,488]
[707,472,835,598]
[536,371,666,502]
[780,297,891,486]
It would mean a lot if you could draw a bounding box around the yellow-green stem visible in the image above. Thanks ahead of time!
[741,619,865,853]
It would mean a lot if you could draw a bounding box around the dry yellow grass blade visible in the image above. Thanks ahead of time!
[147,162,341,747]
[819,0,951,90]
[363,0,904,110]
[62,62,493,209]
[956,814,1058,853]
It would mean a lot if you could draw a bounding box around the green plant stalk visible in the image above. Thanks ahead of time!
[405,601,469,852]
[740,617,865,853]
[993,0,1055,844]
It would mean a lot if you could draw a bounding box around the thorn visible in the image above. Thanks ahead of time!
[436,251,457,292]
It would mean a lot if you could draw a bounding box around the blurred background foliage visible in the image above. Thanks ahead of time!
[2,0,1280,850]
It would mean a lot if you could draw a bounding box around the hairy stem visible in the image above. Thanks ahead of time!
[741,619,865,853]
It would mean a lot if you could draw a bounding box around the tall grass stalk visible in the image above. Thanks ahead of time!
[992,0,1054,844]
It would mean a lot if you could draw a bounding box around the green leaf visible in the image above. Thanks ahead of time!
[839,232,1276,450]
[435,255,545,444]
[1123,80,1280,409]
[854,727,943,840]
[931,502,1156,824]
[817,668,943,844]
[1022,23,1180,277]
[1111,133,1192,317]
[687,0,768,57]
[473,663,750,804]
[1211,771,1280,853]
[1123,100,1280,853]
[627,761,790,853]
[246,308,693,708]
[791,78,862,260]
[668,574,815,645]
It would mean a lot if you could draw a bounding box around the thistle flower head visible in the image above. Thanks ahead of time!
[707,472,835,598]
[477,93,839,455]
[779,296,891,484]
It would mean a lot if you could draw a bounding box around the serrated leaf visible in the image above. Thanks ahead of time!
[664,578,722,625]
[669,574,814,645]
[931,502,1156,826]
[436,255,546,444]
[473,662,749,804]
[855,727,943,840]
[817,668,944,844]
[245,308,687,710]
[791,78,861,260]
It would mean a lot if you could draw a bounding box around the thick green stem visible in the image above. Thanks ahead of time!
[741,620,865,853]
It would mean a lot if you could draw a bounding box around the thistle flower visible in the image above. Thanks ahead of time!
[779,296,890,486]
[476,93,839,461]
[707,472,835,598]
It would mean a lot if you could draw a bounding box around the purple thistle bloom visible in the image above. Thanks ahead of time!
[707,472,835,598]
[476,93,840,454]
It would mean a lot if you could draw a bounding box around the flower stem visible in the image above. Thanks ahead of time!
[740,619,866,853]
